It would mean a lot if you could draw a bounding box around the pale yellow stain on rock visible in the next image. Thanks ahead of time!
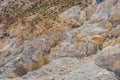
[105,21,113,30]
[32,54,50,70]
[75,35,83,46]
[103,37,120,48]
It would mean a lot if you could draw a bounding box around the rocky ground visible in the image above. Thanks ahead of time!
[0,0,120,80]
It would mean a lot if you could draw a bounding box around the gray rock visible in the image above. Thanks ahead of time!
[109,3,120,22]
[20,56,117,80]
[0,35,54,78]
[59,5,96,27]
[50,41,98,60]
[95,44,120,79]
[0,0,120,79]
[91,0,118,22]
[110,25,120,37]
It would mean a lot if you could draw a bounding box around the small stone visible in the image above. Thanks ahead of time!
[92,35,105,45]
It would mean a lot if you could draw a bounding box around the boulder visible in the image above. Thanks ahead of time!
[110,25,120,38]
[58,6,82,27]
[109,4,120,22]
[95,44,120,79]
[59,5,96,28]
[50,41,98,60]
[91,0,118,22]
[0,35,56,78]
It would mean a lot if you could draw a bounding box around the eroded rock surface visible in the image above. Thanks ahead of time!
[95,44,120,79]
[0,0,120,80]
[19,56,117,80]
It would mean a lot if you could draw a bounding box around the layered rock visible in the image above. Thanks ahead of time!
[0,0,120,80]
[95,44,120,79]
[19,56,117,80]
[58,4,96,28]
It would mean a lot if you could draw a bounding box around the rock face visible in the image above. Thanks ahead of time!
[95,44,120,79]
[0,36,52,78]
[20,56,117,80]
[58,5,96,27]
[0,0,120,80]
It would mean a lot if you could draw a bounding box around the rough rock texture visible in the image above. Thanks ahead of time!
[19,56,117,80]
[0,0,120,80]
[58,5,96,27]
[95,44,120,79]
